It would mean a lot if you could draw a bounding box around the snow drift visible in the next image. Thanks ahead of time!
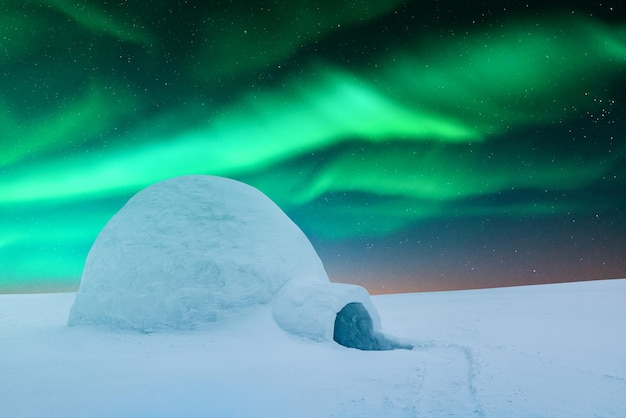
[68,175,397,347]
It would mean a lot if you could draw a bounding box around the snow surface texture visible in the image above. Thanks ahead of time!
[67,175,384,343]
[2,279,625,417]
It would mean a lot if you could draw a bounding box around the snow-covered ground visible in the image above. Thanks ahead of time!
[1,279,625,417]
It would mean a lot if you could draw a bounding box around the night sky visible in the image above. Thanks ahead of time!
[1,1,625,293]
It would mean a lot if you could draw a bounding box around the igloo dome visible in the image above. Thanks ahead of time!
[68,175,401,349]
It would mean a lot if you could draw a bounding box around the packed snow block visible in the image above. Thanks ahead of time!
[67,175,386,344]
[272,281,382,342]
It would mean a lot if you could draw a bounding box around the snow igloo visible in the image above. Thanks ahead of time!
[68,175,404,350]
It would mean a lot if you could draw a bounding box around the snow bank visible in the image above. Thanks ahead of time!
[68,175,383,343]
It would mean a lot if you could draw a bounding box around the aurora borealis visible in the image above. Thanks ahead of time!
[1,1,625,293]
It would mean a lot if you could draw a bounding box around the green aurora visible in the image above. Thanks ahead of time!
[1,1,625,292]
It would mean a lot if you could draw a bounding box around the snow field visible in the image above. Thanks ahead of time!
[2,279,625,417]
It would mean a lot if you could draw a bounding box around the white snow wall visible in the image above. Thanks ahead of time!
[68,175,383,342]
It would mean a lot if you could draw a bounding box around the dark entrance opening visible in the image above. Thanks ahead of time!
[333,302,412,351]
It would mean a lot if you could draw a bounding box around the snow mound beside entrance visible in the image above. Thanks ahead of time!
[68,175,388,345]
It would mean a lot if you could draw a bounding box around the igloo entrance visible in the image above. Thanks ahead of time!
[333,303,412,351]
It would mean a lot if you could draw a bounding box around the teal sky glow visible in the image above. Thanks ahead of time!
[1,1,625,292]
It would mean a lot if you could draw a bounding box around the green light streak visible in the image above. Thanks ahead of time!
[386,16,626,135]
[301,142,615,203]
[1,83,142,166]
[190,0,406,79]
[0,70,482,204]
[1,0,154,64]
[43,0,155,46]
[289,194,583,241]
[243,140,619,208]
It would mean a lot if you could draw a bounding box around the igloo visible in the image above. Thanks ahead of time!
[68,175,405,349]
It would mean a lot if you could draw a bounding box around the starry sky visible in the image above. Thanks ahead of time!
[1,0,625,294]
